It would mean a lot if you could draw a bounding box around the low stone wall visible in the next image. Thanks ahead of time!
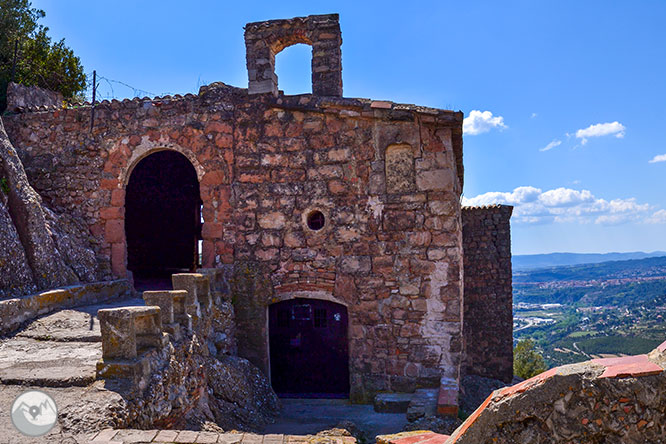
[461,205,513,383]
[446,341,666,443]
[94,271,277,431]
[0,279,131,336]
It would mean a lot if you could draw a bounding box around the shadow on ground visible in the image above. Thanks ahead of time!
[263,399,407,439]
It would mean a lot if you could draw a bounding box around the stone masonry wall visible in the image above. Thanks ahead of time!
[4,81,465,403]
[462,205,513,383]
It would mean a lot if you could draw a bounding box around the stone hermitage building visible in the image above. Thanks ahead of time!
[3,14,513,404]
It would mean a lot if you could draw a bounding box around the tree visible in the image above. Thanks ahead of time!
[514,339,549,379]
[0,0,86,111]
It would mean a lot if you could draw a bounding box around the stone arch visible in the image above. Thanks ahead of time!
[244,14,342,96]
[124,150,202,288]
[272,289,349,307]
[121,145,205,187]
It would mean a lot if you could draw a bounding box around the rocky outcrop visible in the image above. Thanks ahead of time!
[446,341,666,443]
[6,82,63,112]
[206,355,280,431]
[0,116,98,298]
[0,194,36,295]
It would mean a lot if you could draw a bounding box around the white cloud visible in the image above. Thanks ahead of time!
[649,154,666,164]
[647,209,666,224]
[463,186,652,225]
[540,139,562,152]
[531,113,538,119]
[463,110,507,135]
[539,188,594,207]
[575,121,626,145]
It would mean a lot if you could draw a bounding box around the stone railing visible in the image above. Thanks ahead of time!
[0,279,131,336]
[95,273,214,389]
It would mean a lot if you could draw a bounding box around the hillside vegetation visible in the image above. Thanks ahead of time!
[513,256,666,367]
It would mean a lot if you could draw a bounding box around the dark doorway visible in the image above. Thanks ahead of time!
[269,298,350,398]
[125,150,201,289]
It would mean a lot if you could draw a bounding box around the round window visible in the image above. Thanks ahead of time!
[306,210,326,231]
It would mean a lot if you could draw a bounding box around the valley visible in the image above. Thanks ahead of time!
[512,255,666,367]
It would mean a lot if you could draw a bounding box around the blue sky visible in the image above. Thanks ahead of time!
[31,0,666,254]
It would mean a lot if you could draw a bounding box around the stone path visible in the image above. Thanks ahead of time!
[264,399,407,438]
[0,298,144,443]
[0,297,144,387]
[87,430,358,444]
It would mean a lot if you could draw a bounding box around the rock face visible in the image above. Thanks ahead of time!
[0,195,36,295]
[206,355,280,431]
[6,82,63,112]
[0,116,98,298]
[447,342,666,444]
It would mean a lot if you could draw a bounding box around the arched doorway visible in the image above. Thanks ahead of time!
[125,150,202,289]
[269,298,350,398]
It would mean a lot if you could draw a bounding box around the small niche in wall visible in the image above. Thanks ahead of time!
[306,210,326,231]
[385,144,415,194]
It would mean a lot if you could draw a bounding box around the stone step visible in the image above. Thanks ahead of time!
[406,389,438,422]
[0,337,100,387]
[373,393,414,413]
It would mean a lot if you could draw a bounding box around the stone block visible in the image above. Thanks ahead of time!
[134,307,165,349]
[373,393,413,413]
[416,169,454,191]
[196,432,221,443]
[407,388,438,421]
[98,307,137,359]
[173,273,211,311]
[218,433,244,444]
[154,430,180,442]
[170,289,193,330]
[143,290,175,324]
[95,356,148,380]
[437,377,459,418]
[114,429,157,443]
[104,219,124,243]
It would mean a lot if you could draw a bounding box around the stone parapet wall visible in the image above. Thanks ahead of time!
[446,341,666,443]
[4,81,465,402]
[0,279,131,336]
[461,205,513,383]
[94,272,277,431]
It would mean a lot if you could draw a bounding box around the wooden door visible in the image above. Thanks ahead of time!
[269,298,349,398]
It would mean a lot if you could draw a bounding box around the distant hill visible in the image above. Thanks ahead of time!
[513,251,666,270]
[514,255,666,283]
[513,255,666,306]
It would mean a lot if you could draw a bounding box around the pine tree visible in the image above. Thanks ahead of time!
[0,0,86,111]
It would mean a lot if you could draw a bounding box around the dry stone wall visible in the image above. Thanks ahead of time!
[0,116,100,298]
[461,205,513,383]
